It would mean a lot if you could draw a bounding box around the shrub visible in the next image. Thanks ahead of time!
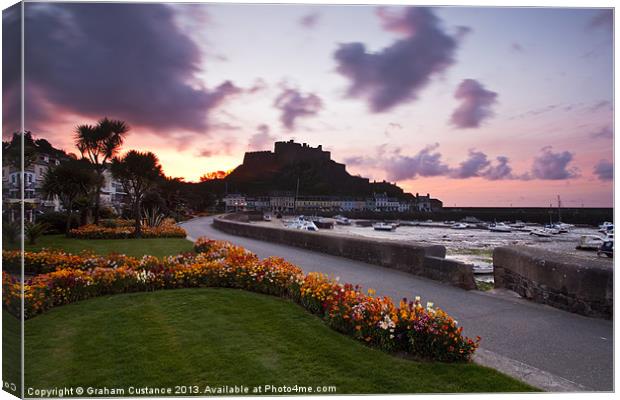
[99,219,134,228]
[37,212,81,234]
[24,222,50,245]
[2,219,20,245]
[3,237,480,362]
[68,222,186,239]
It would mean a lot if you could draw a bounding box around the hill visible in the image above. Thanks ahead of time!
[224,140,412,199]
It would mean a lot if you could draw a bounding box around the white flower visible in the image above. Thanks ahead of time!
[415,296,421,302]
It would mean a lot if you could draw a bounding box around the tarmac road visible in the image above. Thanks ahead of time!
[181,216,613,391]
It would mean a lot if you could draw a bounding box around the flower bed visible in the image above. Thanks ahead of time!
[68,223,186,239]
[2,249,140,276]
[2,237,480,362]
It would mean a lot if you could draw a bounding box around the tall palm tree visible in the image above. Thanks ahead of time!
[74,117,129,224]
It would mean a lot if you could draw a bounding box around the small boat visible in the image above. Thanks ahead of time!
[546,223,570,233]
[373,222,396,231]
[443,220,456,225]
[511,220,526,229]
[529,228,557,237]
[285,216,319,231]
[576,235,605,251]
[489,222,511,233]
[334,215,352,225]
[263,214,272,221]
[451,223,468,230]
[599,223,614,234]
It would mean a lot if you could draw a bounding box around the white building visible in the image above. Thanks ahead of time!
[414,193,433,212]
[223,194,247,212]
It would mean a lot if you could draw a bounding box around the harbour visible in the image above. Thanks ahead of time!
[254,216,613,283]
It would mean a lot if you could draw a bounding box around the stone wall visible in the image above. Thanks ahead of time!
[213,216,476,290]
[493,246,613,319]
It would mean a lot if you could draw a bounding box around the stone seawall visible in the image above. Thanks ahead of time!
[493,246,613,319]
[213,216,476,290]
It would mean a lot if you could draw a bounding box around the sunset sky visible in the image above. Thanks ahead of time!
[2,2,613,206]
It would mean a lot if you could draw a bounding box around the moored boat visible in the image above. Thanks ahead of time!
[451,223,468,230]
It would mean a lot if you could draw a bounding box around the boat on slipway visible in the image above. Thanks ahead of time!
[529,227,558,237]
[334,215,352,225]
[284,216,319,232]
[576,235,606,251]
[488,222,511,233]
[373,222,397,232]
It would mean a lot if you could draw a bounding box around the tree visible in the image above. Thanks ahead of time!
[41,159,99,235]
[3,131,38,169]
[111,150,163,238]
[74,117,130,224]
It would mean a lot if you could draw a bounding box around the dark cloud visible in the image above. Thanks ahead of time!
[482,156,514,180]
[4,3,241,137]
[449,150,516,180]
[248,124,277,151]
[450,149,490,178]
[588,9,613,31]
[593,159,613,181]
[2,4,23,135]
[383,143,451,181]
[531,146,578,180]
[348,145,580,182]
[333,7,460,112]
[299,12,320,28]
[273,88,323,130]
[591,124,613,139]
[450,79,498,129]
[344,144,525,182]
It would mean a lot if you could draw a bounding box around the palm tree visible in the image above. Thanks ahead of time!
[111,150,163,238]
[74,118,129,224]
[41,159,99,235]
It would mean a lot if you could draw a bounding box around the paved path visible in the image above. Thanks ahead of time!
[181,217,613,391]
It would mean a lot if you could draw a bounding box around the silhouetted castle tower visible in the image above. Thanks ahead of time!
[243,140,339,168]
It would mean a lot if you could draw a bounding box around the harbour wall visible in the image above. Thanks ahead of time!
[213,215,477,290]
[493,246,613,319]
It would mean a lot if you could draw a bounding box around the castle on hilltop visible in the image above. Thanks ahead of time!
[225,139,442,211]
[243,140,345,171]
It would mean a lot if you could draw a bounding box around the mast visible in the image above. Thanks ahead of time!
[294,176,300,212]
[557,195,562,223]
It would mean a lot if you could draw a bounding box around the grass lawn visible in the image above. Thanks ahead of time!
[24,234,194,258]
[2,311,21,397]
[22,288,536,394]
